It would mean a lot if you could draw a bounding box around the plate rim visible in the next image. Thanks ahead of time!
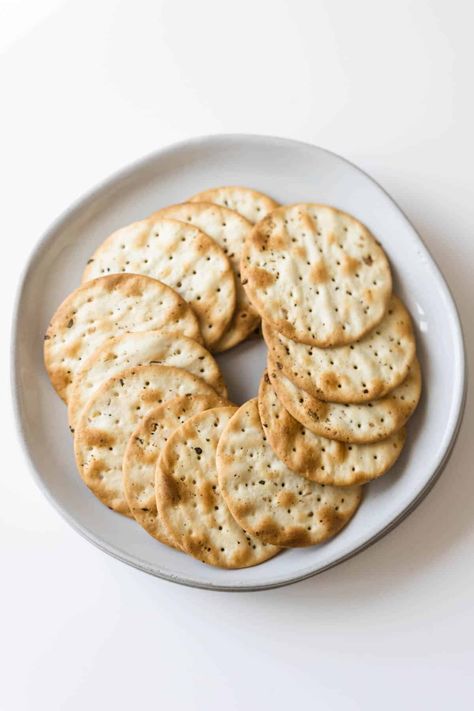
[11,132,468,592]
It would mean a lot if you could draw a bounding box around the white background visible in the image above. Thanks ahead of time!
[2,1,473,709]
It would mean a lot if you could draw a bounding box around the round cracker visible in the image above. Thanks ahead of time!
[189,186,278,224]
[156,407,280,568]
[216,399,362,547]
[82,217,236,349]
[153,202,260,351]
[68,331,227,427]
[268,358,421,443]
[123,393,227,549]
[241,203,392,347]
[44,274,201,402]
[258,372,406,485]
[73,365,219,516]
[263,294,416,403]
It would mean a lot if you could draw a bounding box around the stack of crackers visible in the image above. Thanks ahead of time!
[44,189,421,569]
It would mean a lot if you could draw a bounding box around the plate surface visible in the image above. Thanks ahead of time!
[12,134,466,591]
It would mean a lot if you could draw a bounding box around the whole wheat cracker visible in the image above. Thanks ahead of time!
[123,393,227,549]
[268,357,421,443]
[263,294,416,403]
[241,203,392,347]
[152,202,260,351]
[73,365,219,516]
[44,274,201,402]
[156,407,280,568]
[216,399,362,547]
[189,186,278,224]
[82,217,236,349]
[68,331,227,427]
[259,372,406,485]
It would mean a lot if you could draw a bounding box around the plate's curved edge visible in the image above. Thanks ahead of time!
[11,133,468,592]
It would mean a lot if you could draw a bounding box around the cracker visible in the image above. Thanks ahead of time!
[241,204,392,347]
[263,294,416,403]
[216,399,362,547]
[268,357,421,443]
[68,331,227,427]
[44,274,201,402]
[156,407,280,568]
[123,393,227,548]
[259,372,406,485]
[81,217,236,349]
[153,202,260,351]
[189,186,278,224]
[73,365,219,515]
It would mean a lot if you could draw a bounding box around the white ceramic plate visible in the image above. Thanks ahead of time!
[12,134,466,591]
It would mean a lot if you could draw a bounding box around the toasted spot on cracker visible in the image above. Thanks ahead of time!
[251,267,276,289]
[310,261,329,284]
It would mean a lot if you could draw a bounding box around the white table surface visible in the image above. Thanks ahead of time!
[2,1,473,709]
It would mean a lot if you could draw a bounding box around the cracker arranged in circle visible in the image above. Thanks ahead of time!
[156,407,280,568]
[74,365,219,516]
[82,217,236,349]
[216,399,362,547]
[68,331,227,427]
[153,202,260,351]
[263,295,416,403]
[241,204,392,347]
[123,393,227,549]
[268,358,421,443]
[189,186,278,224]
[259,373,406,485]
[44,274,201,402]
